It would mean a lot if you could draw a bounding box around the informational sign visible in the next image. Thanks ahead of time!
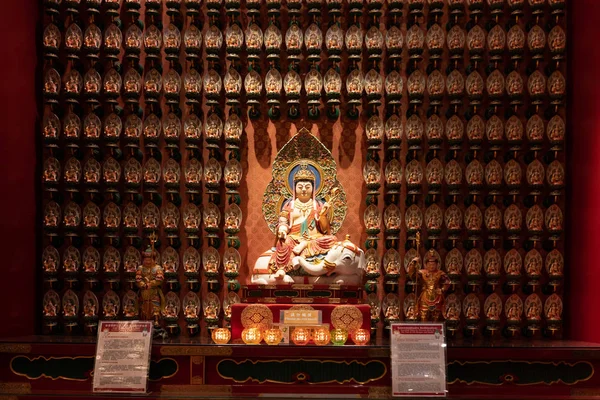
[93,321,153,394]
[390,323,447,398]
[281,309,322,325]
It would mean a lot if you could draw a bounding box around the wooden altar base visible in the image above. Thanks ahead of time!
[0,336,599,399]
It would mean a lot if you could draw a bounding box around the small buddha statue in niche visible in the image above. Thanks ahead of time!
[104,300,118,318]
[385,304,401,320]
[405,304,417,320]
[445,304,459,321]
[83,299,96,317]
[204,302,218,320]
[526,302,541,321]
[185,302,198,319]
[507,303,521,321]
[124,300,137,318]
[63,300,77,317]
[465,303,479,320]
[225,214,239,231]
[163,302,177,318]
[486,302,500,320]
[204,253,219,274]
[225,256,238,273]
[546,303,561,321]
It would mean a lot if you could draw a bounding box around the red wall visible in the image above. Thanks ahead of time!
[566,0,600,342]
[0,0,41,336]
[0,0,598,341]
[0,0,39,337]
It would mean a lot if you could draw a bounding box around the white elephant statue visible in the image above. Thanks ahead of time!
[251,239,366,285]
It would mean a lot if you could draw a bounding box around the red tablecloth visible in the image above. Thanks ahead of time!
[230,303,371,339]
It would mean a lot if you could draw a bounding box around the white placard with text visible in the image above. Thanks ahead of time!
[390,323,447,398]
[93,321,153,394]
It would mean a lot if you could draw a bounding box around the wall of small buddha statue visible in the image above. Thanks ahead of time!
[35,0,569,340]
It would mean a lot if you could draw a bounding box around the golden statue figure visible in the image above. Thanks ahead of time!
[407,237,450,322]
[269,163,337,274]
[252,129,365,285]
[136,245,165,327]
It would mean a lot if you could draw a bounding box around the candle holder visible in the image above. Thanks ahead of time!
[263,328,283,345]
[351,329,371,345]
[241,327,262,345]
[330,328,348,346]
[212,328,231,344]
[312,327,331,346]
[291,328,311,346]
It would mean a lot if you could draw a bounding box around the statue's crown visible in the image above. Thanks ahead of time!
[294,163,315,182]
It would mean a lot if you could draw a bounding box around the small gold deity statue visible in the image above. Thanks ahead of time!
[185,303,198,319]
[104,300,118,318]
[163,302,177,318]
[83,299,96,317]
[123,299,137,318]
[407,240,451,322]
[44,301,57,317]
[526,302,541,321]
[204,302,218,320]
[135,245,165,325]
[385,304,401,320]
[506,303,521,321]
[465,302,479,320]
[63,300,77,317]
[205,253,219,274]
[269,163,337,274]
[386,259,400,275]
[225,256,238,273]
[486,302,500,320]
[366,257,379,275]
[445,304,459,321]
[405,304,417,320]
[225,214,239,230]
[546,303,561,321]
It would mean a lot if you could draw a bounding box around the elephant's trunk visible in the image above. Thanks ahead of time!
[299,258,328,276]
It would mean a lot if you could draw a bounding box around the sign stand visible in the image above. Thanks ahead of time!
[93,320,153,394]
[390,323,447,398]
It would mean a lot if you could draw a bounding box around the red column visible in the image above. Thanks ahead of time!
[0,0,39,337]
[567,0,600,342]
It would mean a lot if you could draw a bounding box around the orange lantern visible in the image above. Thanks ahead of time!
[263,328,283,345]
[211,328,231,344]
[351,328,371,345]
[312,327,331,346]
[291,327,311,345]
[330,328,348,345]
[241,327,262,345]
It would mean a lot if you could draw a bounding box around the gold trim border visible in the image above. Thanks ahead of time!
[216,358,387,385]
[0,383,31,395]
[0,344,31,354]
[448,359,594,386]
[368,386,392,399]
[160,346,232,356]
[160,384,232,394]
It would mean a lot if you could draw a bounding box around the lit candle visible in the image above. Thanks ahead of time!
[241,327,262,345]
[291,327,310,345]
[211,328,231,344]
[330,328,348,345]
[263,328,283,345]
[351,328,370,345]
[312,327,331,346]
